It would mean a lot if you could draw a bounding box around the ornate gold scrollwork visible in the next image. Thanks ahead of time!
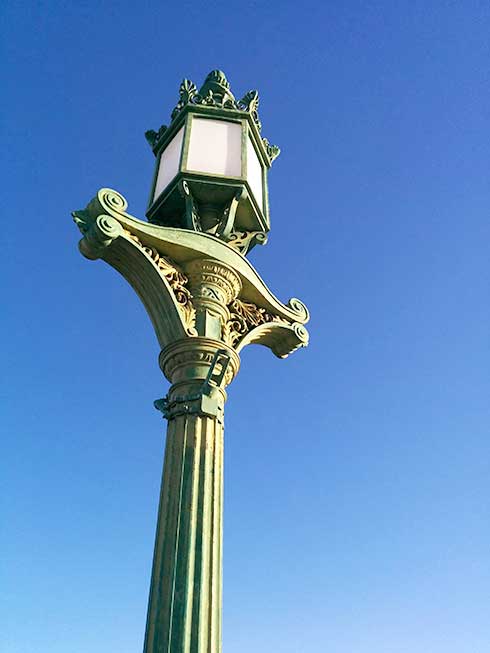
[223,298,282,347]
[226,230,268,255]
[222,298,309,357]
[123,231,196,333]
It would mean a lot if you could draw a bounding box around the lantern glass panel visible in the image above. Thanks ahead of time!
[246,134,264,210]
[186,118,242,177]
[154,126,185,201]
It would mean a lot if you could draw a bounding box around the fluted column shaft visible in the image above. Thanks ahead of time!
[144,410,224,653]
[144,260,242,653]
[144,338,240,653]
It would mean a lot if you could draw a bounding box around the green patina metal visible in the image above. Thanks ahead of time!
[154,349,232,420]
[144,71,280,254]
[71,70,309,653]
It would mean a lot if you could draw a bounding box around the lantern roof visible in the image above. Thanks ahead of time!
[145,70,280,165]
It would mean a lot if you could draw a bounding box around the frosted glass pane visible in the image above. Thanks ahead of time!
[153,126,184,200]
[246,135,263,210]
[186,118,241,177]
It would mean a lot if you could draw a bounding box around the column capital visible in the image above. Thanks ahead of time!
[72,187,310,357]
[159,337,240,386]
[156,338,240,422]
[185,258,242,306]
[185,259,242,337]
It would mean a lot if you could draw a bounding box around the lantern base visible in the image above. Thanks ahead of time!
[147,179,267,254]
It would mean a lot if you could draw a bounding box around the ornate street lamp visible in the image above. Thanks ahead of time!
[145,70,280,255]
[72,70,309,653]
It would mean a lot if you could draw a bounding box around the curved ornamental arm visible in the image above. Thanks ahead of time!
[73,194,195,349]
[72,188,309,358]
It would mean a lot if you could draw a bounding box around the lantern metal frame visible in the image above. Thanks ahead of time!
[145,71,280,253]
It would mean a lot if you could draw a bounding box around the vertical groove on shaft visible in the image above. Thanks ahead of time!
[144,416,179,653]
[144,413,224,653]
[193,416,211,653]
[170,414,195,650]
[210,416,220,652]
[217,418,224,649]
[168,414,188,651]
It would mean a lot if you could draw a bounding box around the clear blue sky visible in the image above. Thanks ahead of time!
[2,2,489,652]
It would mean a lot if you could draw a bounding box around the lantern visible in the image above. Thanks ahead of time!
[145,70,279,254]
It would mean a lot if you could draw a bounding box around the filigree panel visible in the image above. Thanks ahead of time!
[124,231,195,332]
[223,298,283,348]
[226,230,268,255]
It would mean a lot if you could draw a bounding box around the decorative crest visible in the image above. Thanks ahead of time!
[198,70,236,106]
[237,90,261,131]
[262,138,281,163]
[146,70,280,165]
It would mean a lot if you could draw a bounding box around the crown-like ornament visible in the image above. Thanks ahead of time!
[145,70,280,164]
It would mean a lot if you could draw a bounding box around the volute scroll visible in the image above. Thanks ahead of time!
[73,196,196,349]
[73,188,310,359]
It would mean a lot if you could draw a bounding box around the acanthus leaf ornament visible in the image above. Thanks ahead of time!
[123,230,196,333]
[262,137,280,163]
[223,298,284,348]
[222,313,247,348]
[145,124,168,153]
[238,90,261,131]
[229,298,279,327]
[170,78,198,121]
[237,89,259,113]
[221,297,309,357]
[149,71,275,145]
[180,78,198,103]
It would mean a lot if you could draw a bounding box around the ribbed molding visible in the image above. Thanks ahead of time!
[144,411,223,653]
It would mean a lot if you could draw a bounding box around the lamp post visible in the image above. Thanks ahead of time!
[72,70,309,653]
